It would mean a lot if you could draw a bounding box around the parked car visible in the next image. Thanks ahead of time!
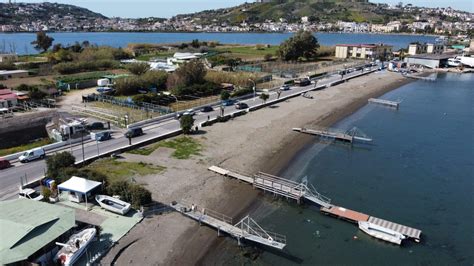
[86,122,105,130]
[222,99,236,106]
[19,148,45,163]
[201,106,214,112]
[124,127,143,138]
[176,109,196,119]
[280,84,291,91]
[294,78,311,87]
[91,131,112,141]
[19,188,44,201]
[0,158,11,170]
[235,102,249,109]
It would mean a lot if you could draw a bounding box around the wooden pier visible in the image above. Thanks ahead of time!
[170,201,286,250]
[368,98,400,108]
[292,127,373,143]
[209,166,422,244]
[405,74,436,81]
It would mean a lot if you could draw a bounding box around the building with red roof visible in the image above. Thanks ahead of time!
[0,88,18,108]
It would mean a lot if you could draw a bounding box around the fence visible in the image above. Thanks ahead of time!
[85,94,172,115]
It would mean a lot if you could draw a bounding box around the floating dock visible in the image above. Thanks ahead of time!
[292,128,373,143]
[209,166,422,244]
[405,74,437,81]
[368,98,400,108]
[170,201,286,250]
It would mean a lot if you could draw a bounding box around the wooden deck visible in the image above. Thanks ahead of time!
[293,127,353,142]
[320,205,370,223]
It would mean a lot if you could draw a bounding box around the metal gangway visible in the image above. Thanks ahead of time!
[293,127,372,143]
[170,201,286,250]
[209,166,332,208]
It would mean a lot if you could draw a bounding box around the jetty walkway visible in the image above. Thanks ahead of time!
[292,127,373,143]
[368,98,400,108]
[170,201,286,250]
[209,166,422,243]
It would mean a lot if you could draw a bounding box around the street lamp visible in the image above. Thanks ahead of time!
[248,79,256,101]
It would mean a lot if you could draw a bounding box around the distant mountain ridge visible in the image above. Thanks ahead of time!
[0,2,106,25]
[172,0,404,24]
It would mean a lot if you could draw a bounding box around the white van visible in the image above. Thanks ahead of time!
[19,148,46,163]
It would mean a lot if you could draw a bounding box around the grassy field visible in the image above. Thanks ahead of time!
[214,45,279,60]
[85,158,165,183]
[127,136,202,159]
[136,51,175,61]
[0,138,54,157]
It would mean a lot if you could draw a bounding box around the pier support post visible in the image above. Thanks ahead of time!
[217,227,220,237]
[237,237,241,246]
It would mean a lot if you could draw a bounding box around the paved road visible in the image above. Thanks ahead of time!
[0,67,375,200]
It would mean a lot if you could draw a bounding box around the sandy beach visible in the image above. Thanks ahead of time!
[100,70,413,265]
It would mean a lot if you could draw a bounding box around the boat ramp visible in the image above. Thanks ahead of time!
[292,127,373,143]
[368,98,400,108]
[169,201,286,250]
[209,166,422,244]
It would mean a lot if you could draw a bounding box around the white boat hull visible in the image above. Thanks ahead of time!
[55,228,96,265]
[358,221,406,245]
[96,194,131,215]
[460,56,474,68]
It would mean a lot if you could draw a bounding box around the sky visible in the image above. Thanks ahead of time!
[18,0,474,18]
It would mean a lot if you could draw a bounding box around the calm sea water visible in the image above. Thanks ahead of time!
[0,32,436,55]
[205,72,474,265]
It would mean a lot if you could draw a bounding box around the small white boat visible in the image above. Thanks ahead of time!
[55,228,96,266]
[447,57,461,67]
[358,221,406,245]
[95,194,131,215]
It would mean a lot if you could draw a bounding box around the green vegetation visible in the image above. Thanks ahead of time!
[85,158,165,184]
[115,70,168,96]
[127,136,202,159]
[126,62,150,75]
[0,138,54,157]
[46,151,76,178]
[31,31,54,53]
[180,115,195,135]
[278,30,320,61]
[106,180,152,208]
[136,51,174,61]
[259,92,269,104]
[56,71,112,83]
[53,59,120,75]
[215,45,279,57]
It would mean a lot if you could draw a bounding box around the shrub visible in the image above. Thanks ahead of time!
[28,88,47,100]
[259,93,269,103]
[126,62,150,75]
[231,87,253,97]
[171,82,220,98]
[0,62,17,70]
[180,115,195,134]
[106,181,152,208]
[205,71,259,87]
[115,76,146,96]
[46,152,76,178]
[141,70,168,91]
[42,187,51,202]
[53,59,120,74]
[220,90,230,101]
[264,53,273,61]
[173,60,206,86]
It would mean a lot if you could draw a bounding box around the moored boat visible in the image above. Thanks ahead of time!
[55,228,96,266]
[358,221,406,245]
[95,194,131,215]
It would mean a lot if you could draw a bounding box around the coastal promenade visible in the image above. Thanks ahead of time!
[0,67,375,200]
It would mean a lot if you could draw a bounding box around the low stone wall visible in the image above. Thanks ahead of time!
[0,109,58,136]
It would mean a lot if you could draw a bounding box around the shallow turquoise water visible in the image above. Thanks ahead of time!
[207,73,474,265]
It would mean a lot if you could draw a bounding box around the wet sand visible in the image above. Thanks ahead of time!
[100,71,414,265]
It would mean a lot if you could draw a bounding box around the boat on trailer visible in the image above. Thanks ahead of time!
[55,228,96,266]
[358,221,406,245]
[95,194,131,215]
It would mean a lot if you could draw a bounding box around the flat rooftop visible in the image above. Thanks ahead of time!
[407,53,453,60]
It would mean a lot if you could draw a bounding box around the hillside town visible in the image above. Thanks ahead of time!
[0,2,473,35]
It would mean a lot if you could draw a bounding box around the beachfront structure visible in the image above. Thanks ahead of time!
[335,44,393,60]
[0,199,75,265]
[0,70,28,79]
[406,53,452,68]
[167,52,205,66]
[0,53,18,63]
[408,42,445,56]
[0,88,18,108]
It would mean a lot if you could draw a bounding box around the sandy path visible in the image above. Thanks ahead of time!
[100,71,411,265]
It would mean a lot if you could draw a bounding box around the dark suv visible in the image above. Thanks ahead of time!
[124,127,143,138]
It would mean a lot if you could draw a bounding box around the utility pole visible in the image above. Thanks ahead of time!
[81,131,85,164]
